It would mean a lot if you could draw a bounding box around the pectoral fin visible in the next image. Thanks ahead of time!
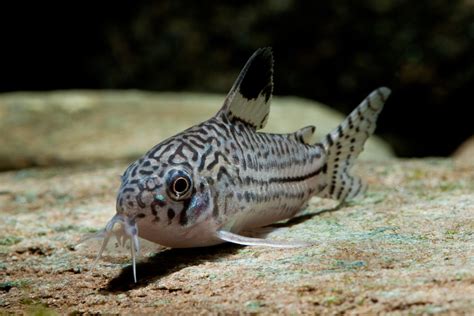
[215,230,312,248]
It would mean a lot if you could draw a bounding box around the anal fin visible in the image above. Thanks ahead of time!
[216,230,312,248]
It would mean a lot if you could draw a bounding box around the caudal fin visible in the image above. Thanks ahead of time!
[317,87,391,201]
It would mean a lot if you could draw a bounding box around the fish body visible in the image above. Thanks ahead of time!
[121,116,324,248]
[91,48,391,281]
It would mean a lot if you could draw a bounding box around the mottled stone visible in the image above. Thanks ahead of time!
[0,159,473,314]
[452,135,474,166]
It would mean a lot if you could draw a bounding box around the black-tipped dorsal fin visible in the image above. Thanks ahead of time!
[218,47,273,130]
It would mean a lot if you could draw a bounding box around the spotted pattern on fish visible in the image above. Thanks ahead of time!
[89,47,391,282]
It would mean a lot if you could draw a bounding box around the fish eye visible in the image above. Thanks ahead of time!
[173,177,189,195]
[167,170,193,200]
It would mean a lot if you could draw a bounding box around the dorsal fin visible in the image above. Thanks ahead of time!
[217,47,273,130]
[292,125,316,145]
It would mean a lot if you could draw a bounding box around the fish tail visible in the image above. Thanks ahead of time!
[316,87,391,201]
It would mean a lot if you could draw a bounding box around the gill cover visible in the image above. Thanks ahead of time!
[179,176,214,227]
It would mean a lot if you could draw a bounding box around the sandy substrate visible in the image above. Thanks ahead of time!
[0,159,473,314]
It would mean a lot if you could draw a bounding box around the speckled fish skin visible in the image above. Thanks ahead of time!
[108,47,391,250]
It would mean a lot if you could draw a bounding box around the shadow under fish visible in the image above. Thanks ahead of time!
[102,243,242,292]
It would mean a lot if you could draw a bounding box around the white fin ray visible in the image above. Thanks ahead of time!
[215,230,312,248]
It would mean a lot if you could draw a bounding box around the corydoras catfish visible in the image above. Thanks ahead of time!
[87,48,391,282]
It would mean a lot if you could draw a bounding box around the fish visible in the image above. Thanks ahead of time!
[88,47,391,282]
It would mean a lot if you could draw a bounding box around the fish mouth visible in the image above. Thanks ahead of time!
[83,213,140,283]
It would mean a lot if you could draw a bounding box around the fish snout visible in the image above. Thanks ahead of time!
[117,176,162,217]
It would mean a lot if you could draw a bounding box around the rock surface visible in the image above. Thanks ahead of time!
[0,159,473,314]
[0,91,393,170]
[453,135,474,166]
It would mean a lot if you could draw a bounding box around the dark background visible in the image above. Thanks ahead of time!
[1,1,473,157]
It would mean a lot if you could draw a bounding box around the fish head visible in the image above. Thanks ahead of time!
[120,164,211,226]
[86,142,216,282]
[113,141,217,247]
